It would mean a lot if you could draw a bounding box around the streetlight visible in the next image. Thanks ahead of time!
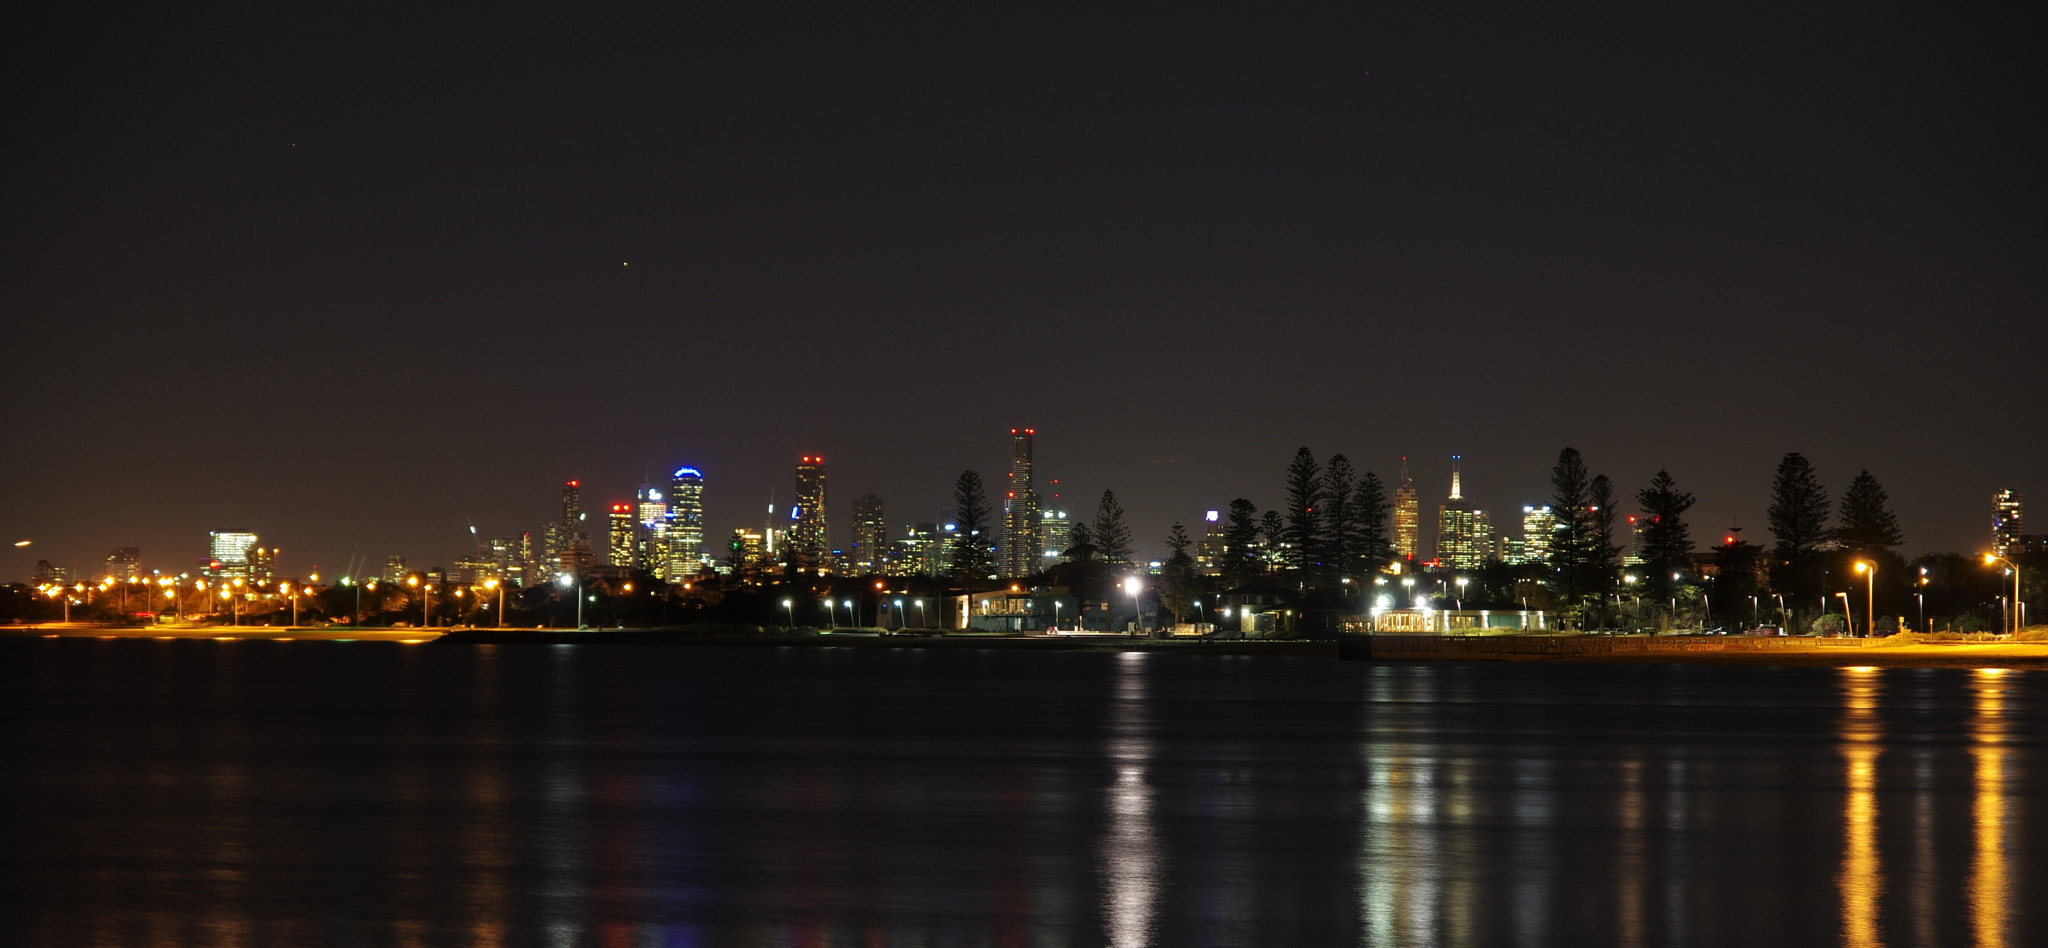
[1917,567,1928,633]
[824,597,837,629]
[1985,554,2023,635]
[1193,599,1205,625]
[1123,577,1142,635]
[914,598,926,629]
[485,578,505,627]
[1853,561,1875,638]
[1454,577,1468,613]
[1052,598,1062,632]
[893,598,904,628]
[1836,592,1852,636]
[844,599,855,628]
[1774,593,1787,632]
[408,575,432,628]
[557,573,583,629]
[782,598,795,629]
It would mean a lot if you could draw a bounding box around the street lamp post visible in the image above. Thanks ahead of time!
[1052,598,1062,632]
[1123,577,1142,636]
[844,599,855,629]
[915,598,926,629]
[557,573,583,629]
[408,576,432,628]
[1854,561,1875,638]
[1836,592,1853,636]
[1984,554,2023,635]
[782,598,794,629]
[893,598,904,629]
[488,578,505,628]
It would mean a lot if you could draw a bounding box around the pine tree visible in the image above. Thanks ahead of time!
[1092,490,1133,567]
[1836,469,1904,554]
[1588,474,1623,590]
[1322,454,1357,583]
[1283,447,1323,575]
[1355,471,1392,576]
[1159,522,1200,625]
[950,470,996,581]
[1222,498,1261,587]
[1636,469,1696,599]
[1766,453,1831,599]
[1259,510,1286,573]
[1548,448,1593,601]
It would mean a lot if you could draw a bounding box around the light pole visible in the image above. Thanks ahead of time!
[1194,599,1205,625]
[914,598,926,629]
[1854,561,1875,638]
[1774,593,1787,632]
[1749,595,1759,629]
[1052,598,1062,631]
[1917,567,1928,633]
[824,597,837,629]
[893,598,904,629]
[1984,554,2023,635]
[1454,577,1468,614]
[782,598,794,629]
[1836,592,1852,636]
[408,576,432,628]
[1123,577,1142,635]
[557,573,583,629]
[844,599,855,629]
[486,578,505,627]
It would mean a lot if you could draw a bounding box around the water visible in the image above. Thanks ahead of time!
[2,640,2042,946]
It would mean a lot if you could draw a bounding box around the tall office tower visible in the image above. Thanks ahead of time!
[384,554,410,583]
[104,547,141,581]
[545,479,590,565]
[1436,457,1482,568]
[851,494,887,574]
[1516,505,1558,565]
[667,467,706,578]
[247,546,277,583]
[1623,515,1645,566]
[1041,509,1073,568]
[792,456,828,564]
[516,532,540,587]
[636,483,670,578]
[1001,428,1044,578]
[607,503,637,567]
[1196,510,1225,576]
[207,531,258,578]
[1993,489,2024,557]
[1393,457,1419,561]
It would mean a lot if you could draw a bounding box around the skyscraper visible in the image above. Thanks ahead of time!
[851,493,887,574]
[607,503,636,568]
[636,483,670,577]
[792,456,828,565]
[1001,428,1043,578]
[1393,457,1419,561]
[1196,510,1225,576]
[1514,505,1558,565]
[1993,489,2023,557]
[668,466,705,578]
[207,531,258,578]
[104,547,141,581]
[1436,457,1483,568]
[1041,509,1073,569]
[547,480,595,576]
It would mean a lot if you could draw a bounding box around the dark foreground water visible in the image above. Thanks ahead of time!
[2,641,2042,947]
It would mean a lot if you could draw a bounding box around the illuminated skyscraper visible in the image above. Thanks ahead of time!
[1511,505,1558,565]
[1041,509,1073,568]
[1993,489,2023,557]
[1435,457,1483,568]
[1001,428,1043,578]
[607,503,636,568]
[792,456,828,565]
[851,493,887,574]
[1196,510,1225,576]
[1393,457,1419,561]
[207,531,258,578]
[668,467,705,578]
[546,480,595,576]
[635,483,669,577]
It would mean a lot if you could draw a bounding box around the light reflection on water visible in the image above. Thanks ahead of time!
[1,641,2043,946]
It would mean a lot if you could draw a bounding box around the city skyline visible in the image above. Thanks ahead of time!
[5,4,2043,582]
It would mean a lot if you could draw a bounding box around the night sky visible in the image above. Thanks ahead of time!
[6,2,2043,580]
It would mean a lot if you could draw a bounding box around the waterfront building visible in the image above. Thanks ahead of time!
[792,456,828,565]
[1001,428,1044,578]
[1394,457,1419,561]
[851,493,887,574]
[1993,489,2023,557]
[104,547,141,581]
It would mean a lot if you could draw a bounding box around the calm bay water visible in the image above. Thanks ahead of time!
[2,639,2042,947]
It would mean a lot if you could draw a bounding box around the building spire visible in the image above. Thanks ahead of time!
[1448,455,1463,501]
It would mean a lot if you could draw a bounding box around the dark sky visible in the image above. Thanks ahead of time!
[6,2,2044,580]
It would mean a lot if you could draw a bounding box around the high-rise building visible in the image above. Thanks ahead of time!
[792,456,828,565]
[544,479,593,572]
[1001,428,1044,578]
[1513,505,1558,565]
[607,503,636,568]
[851,494,887,574]
[1196,510,1225,576]
[667,467,705,579]
[636,483,670,577]
[892,522,942,577]
[1436,457,1484,568]
[1993,489,2023,557]
[384,554,410,583]
[1394,457,1419,561]
[1041,509,1073,568]
[206,531,258,578]
[104,547,141,581]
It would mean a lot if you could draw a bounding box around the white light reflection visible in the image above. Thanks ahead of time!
[1358,665,1442,948]
[1101,651,1159,948]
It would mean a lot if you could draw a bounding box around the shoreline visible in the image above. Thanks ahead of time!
[9,625,2048,668]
